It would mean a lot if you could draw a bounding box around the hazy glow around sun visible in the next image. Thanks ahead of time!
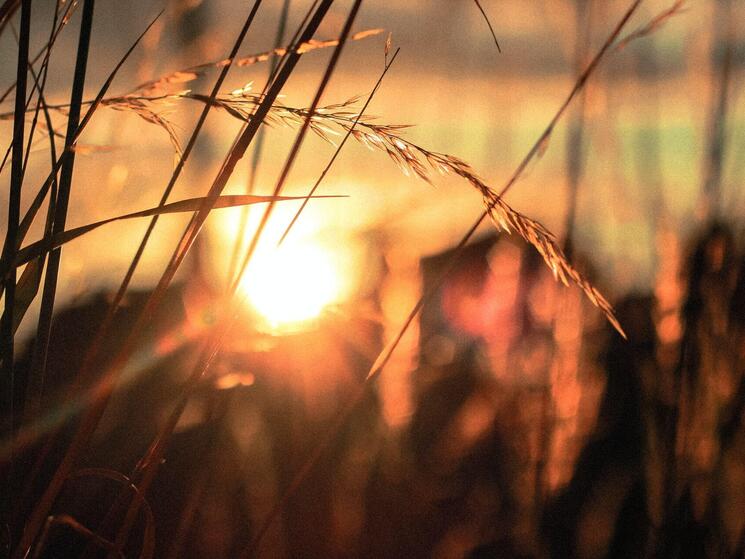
[218,200,357,333]
[241,240,343,329]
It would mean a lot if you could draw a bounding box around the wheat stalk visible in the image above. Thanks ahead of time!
[21,84,622,335]
[129,27,383,95]
[186,90,626,335]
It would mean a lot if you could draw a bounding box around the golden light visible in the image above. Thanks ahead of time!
[241,239,344,331]
[216,199,359,333]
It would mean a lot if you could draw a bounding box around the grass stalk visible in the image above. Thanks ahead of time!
[17,2,61,422]
[26,0,96,454]
[226,0,292,287]
[1,0,30,541]
[229,0,361,295]
[71,0,265,390]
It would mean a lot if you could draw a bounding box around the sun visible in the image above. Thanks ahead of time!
[240,239,344,331]
[215,196,360,333]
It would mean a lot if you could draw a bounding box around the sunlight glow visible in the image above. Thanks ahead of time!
[241,239,344,330]
[216,201,358,333]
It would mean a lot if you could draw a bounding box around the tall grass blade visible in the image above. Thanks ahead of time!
[1,0,30,545]
[10,193,345,269]
[473,0,501,53]
[16,9,62,422]
[27,0,96,454]
[226,0,292,288]
[96,1,361,552]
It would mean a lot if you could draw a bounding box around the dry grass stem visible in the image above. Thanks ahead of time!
[52,83,623,334]
[616,0,687,51]
[130,27,383,96]
[179,91,625,335]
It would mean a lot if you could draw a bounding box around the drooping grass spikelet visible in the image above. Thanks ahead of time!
[40,87,626,336]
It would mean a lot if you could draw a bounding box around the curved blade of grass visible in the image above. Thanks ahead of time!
[70,468,155,559]
[9,193,345,269]
[0,0,30,536]
[473,0,501,52]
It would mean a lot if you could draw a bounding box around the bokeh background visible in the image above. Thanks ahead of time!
[1,0,745,557]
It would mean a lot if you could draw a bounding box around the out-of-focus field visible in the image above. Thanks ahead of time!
[1,1,744,557]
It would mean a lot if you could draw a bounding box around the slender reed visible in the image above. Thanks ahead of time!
[17,2,62,422]
[26,0,96,457]
[71,0,265,395]
[1,0,30,541]
[226,0,292,287]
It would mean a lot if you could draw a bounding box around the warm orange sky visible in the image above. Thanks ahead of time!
[1,0,743,340]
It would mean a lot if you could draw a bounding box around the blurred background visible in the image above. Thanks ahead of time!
[1,0,745,557]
